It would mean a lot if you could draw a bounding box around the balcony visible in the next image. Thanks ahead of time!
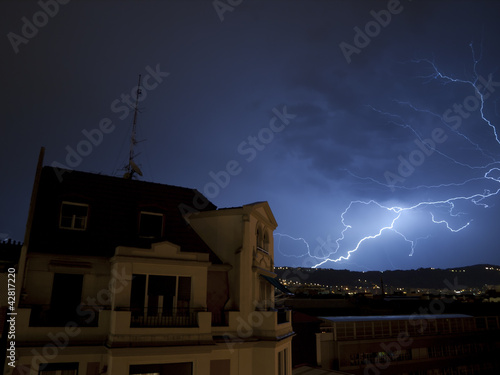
[254,247,273,271]
[248,308,293,339]
[277,308,290,325]
[257,246,269,255]
[22,304,104,327]
[15,305,110,345]
[108,308,213,347]
[123,307,205,328]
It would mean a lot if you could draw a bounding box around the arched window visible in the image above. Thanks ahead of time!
[256,226,263,249]
[263,231,270,251]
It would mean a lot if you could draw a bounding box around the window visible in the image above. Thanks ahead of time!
[39,362,78,374]
[130,275,194,327]
[130,274,191,315]
[60,202,88,230]
[258,277,272,310]
[50,273,83,312]
[263,231,269,251]
[278,349,289,375]
[139,211,164,238]
[256,226,270,253]
[256,226,263,249]
[147,275,177,315]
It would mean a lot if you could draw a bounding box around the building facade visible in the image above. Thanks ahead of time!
[6,161,293,375]
[316,314,500,374]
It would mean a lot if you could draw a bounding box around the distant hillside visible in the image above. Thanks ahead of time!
[275,264,500,290]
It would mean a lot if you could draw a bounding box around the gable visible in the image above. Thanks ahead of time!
[244,202,278,229]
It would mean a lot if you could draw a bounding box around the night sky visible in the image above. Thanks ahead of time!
[2,0,500,271]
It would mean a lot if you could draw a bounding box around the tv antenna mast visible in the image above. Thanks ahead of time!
[124,74,143,179]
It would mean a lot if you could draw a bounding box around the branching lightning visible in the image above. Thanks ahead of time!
[276,44,500,269]
[274,233,311,259]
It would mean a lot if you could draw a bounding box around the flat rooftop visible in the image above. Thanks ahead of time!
[319,314,472,323]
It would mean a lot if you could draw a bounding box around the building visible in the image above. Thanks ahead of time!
[316,314,500,374]
[6,153,293,375]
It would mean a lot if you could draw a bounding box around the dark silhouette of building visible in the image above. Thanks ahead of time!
[316,314,500,374]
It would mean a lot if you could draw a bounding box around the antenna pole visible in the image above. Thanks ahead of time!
[126,75,142,179]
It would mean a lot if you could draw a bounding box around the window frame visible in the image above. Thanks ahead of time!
[263,230,270,251]
[130,274,192,315]
[278,348,289,375]
[59,201,89,231]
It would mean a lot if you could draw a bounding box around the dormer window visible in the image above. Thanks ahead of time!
[139,211,164,238]
[59,202,88,230]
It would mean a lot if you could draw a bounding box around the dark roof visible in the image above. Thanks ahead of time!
[28,167,222,263]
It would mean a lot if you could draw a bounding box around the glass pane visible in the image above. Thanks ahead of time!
[178,277,191,301]
[130,274,146,314]
[61,203,87,217]
[60,202,88,229]
[148,276,176,296]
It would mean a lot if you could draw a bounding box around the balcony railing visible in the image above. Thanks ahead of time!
[119,307,205,328]
[256,246,269,254]
[24,304,103,327]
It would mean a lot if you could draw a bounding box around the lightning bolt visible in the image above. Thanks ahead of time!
[430,212,472,232]
[274,233,312,259]
[315,194,481,267]
[276,43,500,269]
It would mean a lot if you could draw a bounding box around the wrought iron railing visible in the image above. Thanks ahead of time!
[118,307,205,328]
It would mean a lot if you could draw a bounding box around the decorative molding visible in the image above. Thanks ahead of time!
[253,247,272,271]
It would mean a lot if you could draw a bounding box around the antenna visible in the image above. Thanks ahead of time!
[124,75,143,179]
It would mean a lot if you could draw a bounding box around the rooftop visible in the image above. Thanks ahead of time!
[28,167,222,262]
